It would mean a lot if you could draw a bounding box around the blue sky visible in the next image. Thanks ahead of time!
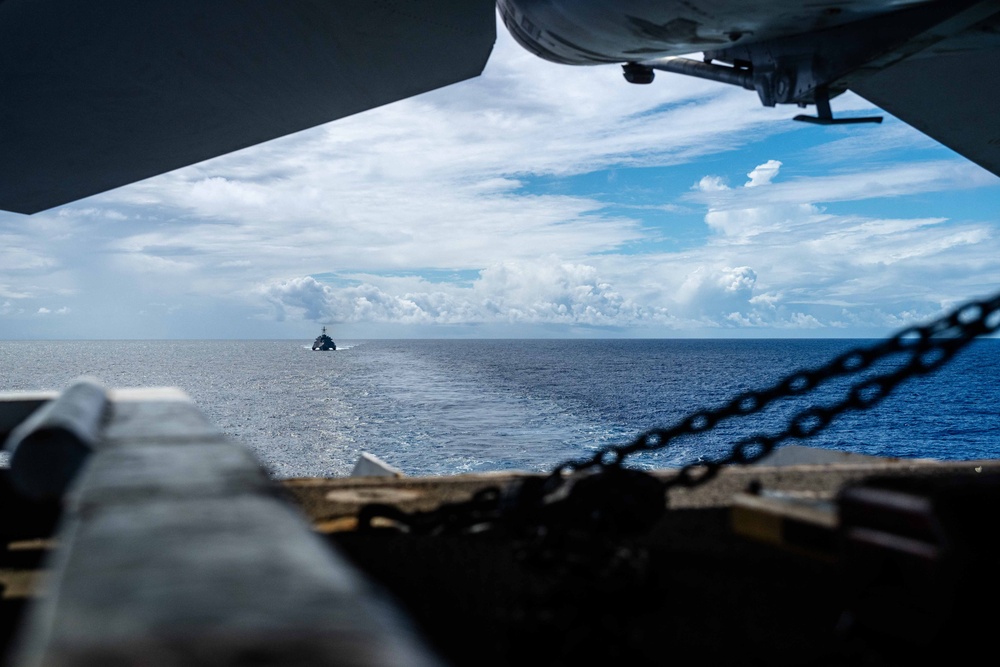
[2,13,999,340]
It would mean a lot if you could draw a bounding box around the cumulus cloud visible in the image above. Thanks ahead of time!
[674,266,757,319]
[745,160,782,187]
[697,175,729,192]
[651,156,1000,331]
[261,261,672,329]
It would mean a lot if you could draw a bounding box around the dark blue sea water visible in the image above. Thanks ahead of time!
[1,338,998,478]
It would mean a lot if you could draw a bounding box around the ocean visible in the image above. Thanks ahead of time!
[1,338,998,479]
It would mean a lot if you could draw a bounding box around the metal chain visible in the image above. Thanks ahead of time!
[357,290,1000,536]
[547,289,1000,494]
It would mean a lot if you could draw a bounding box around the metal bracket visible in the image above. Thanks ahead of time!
[793,87,883,125]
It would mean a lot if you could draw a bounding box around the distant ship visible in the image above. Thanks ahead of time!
[311,326,336,351]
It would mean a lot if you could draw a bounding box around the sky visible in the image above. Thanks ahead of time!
[2,12,999,341]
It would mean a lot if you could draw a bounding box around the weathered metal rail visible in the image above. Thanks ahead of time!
[0,384,444,667]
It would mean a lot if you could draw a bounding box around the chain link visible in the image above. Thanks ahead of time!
[358,290,1000,536]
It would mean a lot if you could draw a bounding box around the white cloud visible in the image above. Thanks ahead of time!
[745,160,782,187]
[689,160,996,211]
[261,261,672,329]
[674,266,757,319]
[0,15,998,339]
[697,175,729,192]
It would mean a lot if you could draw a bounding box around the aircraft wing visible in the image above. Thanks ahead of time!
[0,1,496,215]
[494,0,1000,179]
[846,20,1000,177]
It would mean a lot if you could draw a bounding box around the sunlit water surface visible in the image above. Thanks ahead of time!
[2,338,997,478]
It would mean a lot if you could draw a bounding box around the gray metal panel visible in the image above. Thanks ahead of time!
[10,388,446,666]
[0,0,496,215]
[849,35,1000,177]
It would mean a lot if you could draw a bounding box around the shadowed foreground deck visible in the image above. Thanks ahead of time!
[1,384,997,666]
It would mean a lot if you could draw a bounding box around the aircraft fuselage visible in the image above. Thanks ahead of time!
[496,0,937,65]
